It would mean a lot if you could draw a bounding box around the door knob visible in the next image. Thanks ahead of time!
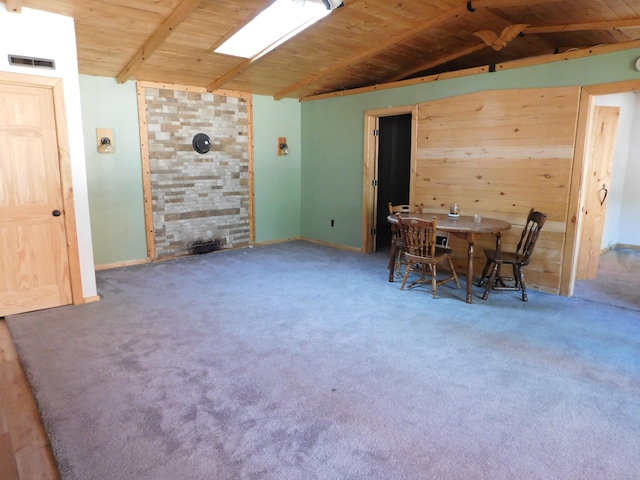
[52,210,61,217]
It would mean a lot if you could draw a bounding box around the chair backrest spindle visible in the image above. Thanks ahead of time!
[397,214,438,259]
[515,209,547,264]
[388,202,424,215]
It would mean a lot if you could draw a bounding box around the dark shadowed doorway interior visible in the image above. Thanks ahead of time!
[375,114,412,250]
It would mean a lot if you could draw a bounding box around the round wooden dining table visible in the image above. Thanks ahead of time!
[387,213,512,303]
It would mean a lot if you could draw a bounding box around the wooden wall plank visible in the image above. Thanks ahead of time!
[136,83,156,260]
[117,0,205,83]
[415,86,581,293]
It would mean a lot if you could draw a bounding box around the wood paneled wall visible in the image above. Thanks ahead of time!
[414,87,582,294]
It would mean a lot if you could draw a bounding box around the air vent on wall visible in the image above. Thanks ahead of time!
[8,55,56,70]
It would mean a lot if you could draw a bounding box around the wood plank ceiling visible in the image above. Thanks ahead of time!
[4,0,640,99]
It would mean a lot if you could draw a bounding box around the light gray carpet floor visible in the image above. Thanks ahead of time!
[6,241,640,480]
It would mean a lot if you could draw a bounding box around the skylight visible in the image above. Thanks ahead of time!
[215,0,332,59]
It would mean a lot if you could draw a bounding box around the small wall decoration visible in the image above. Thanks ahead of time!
[96,127,114,153]
[192,133,211,154]
[278,136,288,156]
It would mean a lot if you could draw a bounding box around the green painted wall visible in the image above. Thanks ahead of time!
[300,48,640,250]
[80,48,640,263]
[79,80,301,264]
[253,95,302,243]
[79,75,147,266]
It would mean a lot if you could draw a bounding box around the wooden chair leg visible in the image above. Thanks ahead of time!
[477,259,493,287]
[431,263,438,299]
[447,257,460,288]
[482,263,500,300]
[394,249,403,279]
[388,239,397,273]
[400,261,412,290]
[496,268,507,287]
[517,266,528,301]
[418,263,429,284]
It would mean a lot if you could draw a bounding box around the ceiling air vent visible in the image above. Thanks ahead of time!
[8,55,56,70]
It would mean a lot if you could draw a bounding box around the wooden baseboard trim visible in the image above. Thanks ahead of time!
[82,295,101,304]
[251,237,362,253]
[300,237,362,253]
[95,238,367,270]
[95,258,150,271]
[601,243,640,254]
[250,237,302,247]
[613,243,640,250]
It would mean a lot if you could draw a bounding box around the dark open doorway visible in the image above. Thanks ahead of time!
[375,114,412,250]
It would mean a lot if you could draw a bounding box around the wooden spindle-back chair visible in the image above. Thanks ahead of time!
[477,208,547,301]
[396,214,459,298]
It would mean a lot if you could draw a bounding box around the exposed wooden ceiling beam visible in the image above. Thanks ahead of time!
[273,0,570,99]
[525,18,640,34]
[5,0,22,13]
[302,38,640,102]
[468,0,560,8]
[399,17,640,84]
[273,4,467,100]
[384,17,640,91]
[116,0,204,84]
[386,44,487,83]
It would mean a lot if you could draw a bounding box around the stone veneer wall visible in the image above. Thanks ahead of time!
[145,88,250,258]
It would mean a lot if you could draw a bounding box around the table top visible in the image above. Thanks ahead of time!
[387,212,512,235]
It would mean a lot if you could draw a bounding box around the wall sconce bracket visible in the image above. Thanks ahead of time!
[96,128,114,154]
[278,136,289,156]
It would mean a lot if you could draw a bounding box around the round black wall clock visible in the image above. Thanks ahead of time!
[192,133,211,154]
